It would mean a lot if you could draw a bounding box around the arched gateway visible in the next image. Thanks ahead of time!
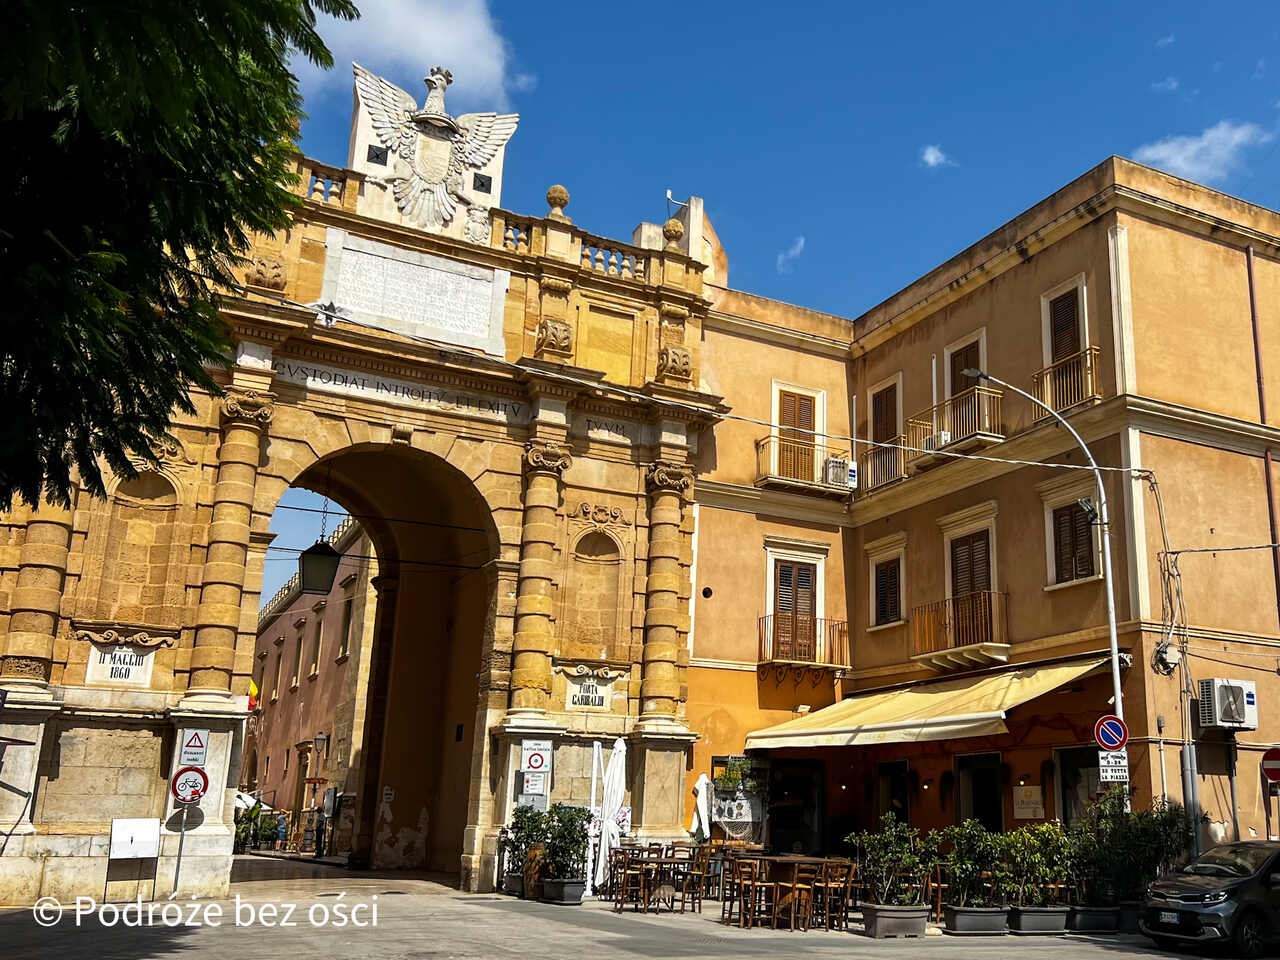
[0,62,725,900]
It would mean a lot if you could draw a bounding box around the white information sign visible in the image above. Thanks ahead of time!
[516,793,548,813]
[522,771,547,795]
[1013,785,1045,819]
[520,739,552,774]
[1099,748,1130,782]
[180,729,210,767]
[109,818,161,859]
[85,644,156,687]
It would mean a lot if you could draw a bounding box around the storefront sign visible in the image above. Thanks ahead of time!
[565,674,614,712]
[1098,748,1130,782]
[1013,785,1045,819]
[85,644,156,687]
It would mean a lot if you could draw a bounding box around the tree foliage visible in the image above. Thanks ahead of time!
[2,0,358,509]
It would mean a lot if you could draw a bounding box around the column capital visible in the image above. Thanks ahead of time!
[370,573,400,596]
[645,460,693,495]
[220,388,276,428]
[523,439,572,477]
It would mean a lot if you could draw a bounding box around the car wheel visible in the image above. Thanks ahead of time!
[1232,910,1266,959]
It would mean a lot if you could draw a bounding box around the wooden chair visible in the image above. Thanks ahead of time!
[675,844,711,914]
[815,860,855,931]
[613,848,648,914]
[773,861,822,931]
[739,858,774,929]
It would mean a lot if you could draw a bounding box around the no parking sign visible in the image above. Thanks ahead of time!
[520,739,552,774]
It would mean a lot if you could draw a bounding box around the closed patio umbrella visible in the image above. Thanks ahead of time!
[689,773,711,841]
[592,738,626,890]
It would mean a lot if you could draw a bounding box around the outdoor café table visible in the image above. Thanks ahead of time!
[635,855,684,911]
[753,856,829,929]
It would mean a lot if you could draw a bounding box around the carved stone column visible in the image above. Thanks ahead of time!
[1,497,74,687]
[639,460,692,725]
[188,389,274,695]
[507,440,571,719]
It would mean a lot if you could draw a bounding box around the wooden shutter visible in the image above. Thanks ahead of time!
[875,558,900,625]
[950,341,981,397]
[872,385,897,444]
[1049,289,1082,362]
[774,560,817,658]
[950,530,991,596]
[1053,503,1095,583]
[778,390,815,481]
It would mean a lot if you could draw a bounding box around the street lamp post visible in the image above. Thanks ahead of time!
[963,368,1124,722]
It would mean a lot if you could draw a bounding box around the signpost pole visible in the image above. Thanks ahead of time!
[173,804,188,894]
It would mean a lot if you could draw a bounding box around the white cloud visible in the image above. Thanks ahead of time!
[1150,76,1179,93]
[920,144,953,168]
[1254,58,1267,80]
[292,0,524,112]
[1156,33,1176,47]
[1133,120,1273,183]
[775,236,805,273]
[512,73,538,93]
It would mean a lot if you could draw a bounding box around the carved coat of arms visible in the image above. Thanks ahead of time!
[353,63,519,231]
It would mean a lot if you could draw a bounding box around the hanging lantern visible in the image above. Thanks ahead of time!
[298,539,341,595]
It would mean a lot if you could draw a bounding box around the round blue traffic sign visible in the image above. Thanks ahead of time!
[1094,714,1128,751]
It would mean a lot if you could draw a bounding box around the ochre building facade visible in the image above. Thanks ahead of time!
[3,63,1280,902]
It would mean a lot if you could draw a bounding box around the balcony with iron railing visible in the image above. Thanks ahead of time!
[909,590,1010,670]
[755,436,855,498]
[905,386,1004,471]
[758,614,851,677]
[858,438,908,493]
[1031,346,1101,419]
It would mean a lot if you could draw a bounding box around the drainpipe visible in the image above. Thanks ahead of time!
[1246,245,1280,630]
[1227,731,1241,842]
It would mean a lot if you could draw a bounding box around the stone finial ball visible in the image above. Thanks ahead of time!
[546,185,570,210]
[663,218,685,243]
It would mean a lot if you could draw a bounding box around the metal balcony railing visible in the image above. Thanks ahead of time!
[758,614,851,668]
[1031,346,1101,419]
[859,438,907,493]
[910,591,1008,657]
[905,386,1004,464]
[755,436,854,493]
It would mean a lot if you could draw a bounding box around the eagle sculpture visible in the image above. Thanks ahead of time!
[353,62,519,231]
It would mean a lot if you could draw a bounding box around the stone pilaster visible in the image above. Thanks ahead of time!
[188,389,274,695]
[639,460,692,726]
[1,497,73,687]
[349,571,398,869]
[507,440,571,719]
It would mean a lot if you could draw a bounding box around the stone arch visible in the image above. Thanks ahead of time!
[560,528,625,661]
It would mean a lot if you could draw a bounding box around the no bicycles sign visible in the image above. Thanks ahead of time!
[171,766,209,804]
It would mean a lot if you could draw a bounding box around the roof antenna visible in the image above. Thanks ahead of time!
[665,189,688,221]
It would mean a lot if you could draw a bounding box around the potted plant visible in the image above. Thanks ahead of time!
[848,813,937,938]
[1006,822,1070,933]
[541,804,592,905]
[1110,796,1193,932]
[503,804,546,898]
[940,819,1009,934]
[1067,786,1124,931]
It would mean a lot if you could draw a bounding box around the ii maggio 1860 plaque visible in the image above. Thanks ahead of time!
[320,227,509,356]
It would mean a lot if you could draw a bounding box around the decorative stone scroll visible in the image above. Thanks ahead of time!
[534,317,574,358]
[221,389,276,427]
[73,629,176,649]
[524,439,572,476]
[556,663,627,712]
[645,460,693,495]
[0,656,49,681]
[575,502,631,529]
[656,345,692,382]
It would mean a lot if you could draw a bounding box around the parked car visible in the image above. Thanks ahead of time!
[1141,840,1280,957]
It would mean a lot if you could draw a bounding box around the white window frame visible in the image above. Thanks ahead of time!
[866,372,904,443]
[763,535,829,653]
[865,531,907,631]
[938,500,999,599]
[769,380,827,479]
[1037,473,1104,591]
[942,327,988,400]
[1039,273,1090,368]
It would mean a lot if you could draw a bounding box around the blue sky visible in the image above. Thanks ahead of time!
[264,0,1280,602]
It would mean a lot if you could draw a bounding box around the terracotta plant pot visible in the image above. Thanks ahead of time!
[861,902,930,939]
[1068,905,1118,933]
[1008,906,1069,934]
[942,904,1009,934]
[503,872,524,898]
[540,878,585,905]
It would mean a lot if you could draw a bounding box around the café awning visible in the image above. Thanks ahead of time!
[744,655,1109,750]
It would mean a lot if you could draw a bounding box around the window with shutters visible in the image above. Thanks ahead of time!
[871,382,899,444]
[866,531,907,630]
[777,388,816,482]
[773,559,817,659]
[949,340,982,397]
[874,559,901,625]
[1052,503,1095,583]
[949,529,994,646]
[1048,289,1082,363]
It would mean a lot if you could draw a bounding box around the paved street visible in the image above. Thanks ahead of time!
[0,855,1190,960]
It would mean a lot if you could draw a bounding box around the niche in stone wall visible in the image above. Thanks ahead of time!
[92,471,181,627]
[561,530,623,661]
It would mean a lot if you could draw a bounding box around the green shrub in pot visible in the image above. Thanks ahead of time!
[541,804,591,905]
[1005,821,1069,907]
[847,814,938,938]
[942,819,1007,907]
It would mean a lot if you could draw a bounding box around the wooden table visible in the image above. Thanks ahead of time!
[632,855,688,911]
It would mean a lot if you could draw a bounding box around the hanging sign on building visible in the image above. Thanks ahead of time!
[1098,749,1130,782]
[520,739,552,773]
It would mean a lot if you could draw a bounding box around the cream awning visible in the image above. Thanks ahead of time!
[744,655,1109,750]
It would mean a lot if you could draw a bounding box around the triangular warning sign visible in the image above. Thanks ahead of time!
[185,732,205,749]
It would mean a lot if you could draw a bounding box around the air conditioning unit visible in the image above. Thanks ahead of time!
[824,456,856,489]
[923,431,952,452]
[1198,678,1259,730]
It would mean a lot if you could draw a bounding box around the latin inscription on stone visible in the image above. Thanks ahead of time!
[273,358,529,425]
[565,675,614,712]
[85,644,155,687]
[572,415,638,445]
